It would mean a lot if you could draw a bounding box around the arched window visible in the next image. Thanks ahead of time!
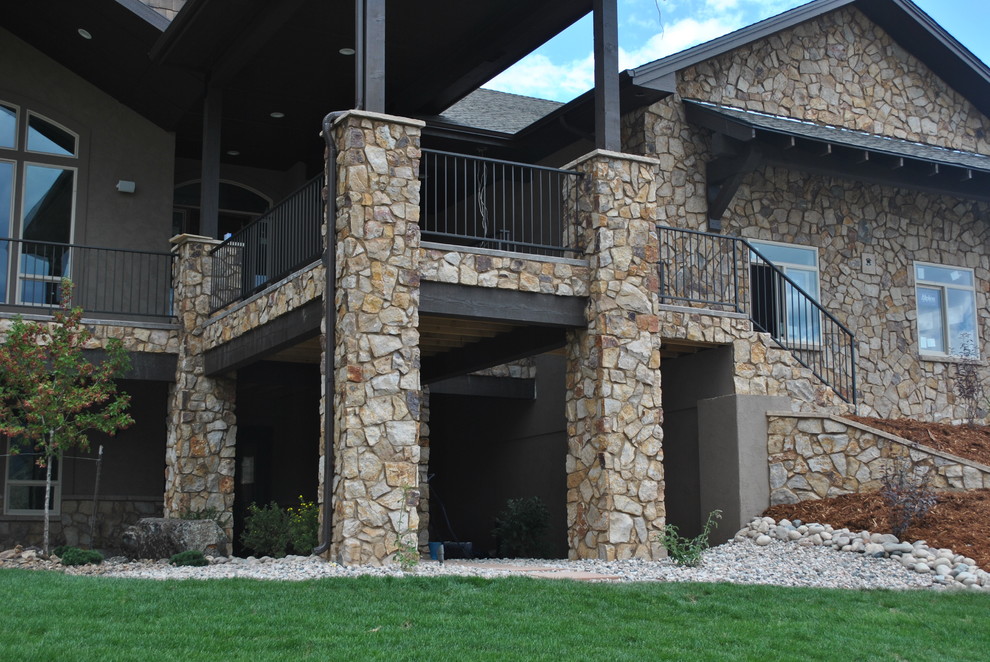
[173,180,271,239]
[0,101,78,305]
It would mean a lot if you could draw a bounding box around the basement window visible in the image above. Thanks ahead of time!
[4,440,60,516]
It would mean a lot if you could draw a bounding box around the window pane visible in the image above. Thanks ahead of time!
[916,264,973,287]
[947,288,978,356]
[7,453,57,480]
[7,485,56,511]
[27,114,76,156]
[22,165,73,242]
[785,270,821,343]
[917,286,945,353]
[753,242,816,267]
[0,104,15,149]
[0,161,11,302]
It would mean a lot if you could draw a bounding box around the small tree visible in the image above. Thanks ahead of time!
[0,280,133,553]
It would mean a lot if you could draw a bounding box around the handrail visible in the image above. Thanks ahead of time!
[1,237,175,318]
[656,225,856,404]
[419,148,582,257]
[210,174,324,312]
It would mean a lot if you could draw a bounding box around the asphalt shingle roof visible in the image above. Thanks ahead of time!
[440,89,563,134]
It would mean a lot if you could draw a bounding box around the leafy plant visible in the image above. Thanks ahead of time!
[287,495,318,555]
[0,279,133,554]
[170,550,209,567]
[493,496,550,558]
[657,509,722,567]
[953,333,984,426]
[59,547,103,566]
[881,460,936,538]
[240,501,290,558]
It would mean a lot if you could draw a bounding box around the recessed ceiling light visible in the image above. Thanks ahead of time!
[339,48,355,56]
[78,28,92,40]
[270,111,285,119]
[226,150,240,156]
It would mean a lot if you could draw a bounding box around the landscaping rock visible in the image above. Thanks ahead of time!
[120,518,228,559]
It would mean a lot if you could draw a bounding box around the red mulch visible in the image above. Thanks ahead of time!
[765,417,990,568]
[848,416,990,467]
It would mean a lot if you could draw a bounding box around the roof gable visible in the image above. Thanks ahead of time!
[630,0,990,121]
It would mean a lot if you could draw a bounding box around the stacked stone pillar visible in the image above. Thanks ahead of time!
[326,111,424,565]
[564,151,665,560]
[165,235,237,542]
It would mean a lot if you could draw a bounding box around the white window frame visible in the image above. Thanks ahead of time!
[915,261,979,358]
[750,239,822,345]
[4,440,60,517]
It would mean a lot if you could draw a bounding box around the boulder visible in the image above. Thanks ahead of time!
[121,518,228,559]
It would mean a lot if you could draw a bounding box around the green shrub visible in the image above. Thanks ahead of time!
[170,550,209,567]
[657,510,722,567]
[240,501,290,558]
[59,547,104,566]
[52,545,71,558]
[493,496,550,558]
[286,496,319,555]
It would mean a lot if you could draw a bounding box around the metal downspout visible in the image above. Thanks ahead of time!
[313,110,347,556]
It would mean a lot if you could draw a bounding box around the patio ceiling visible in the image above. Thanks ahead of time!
[2,0,594,172]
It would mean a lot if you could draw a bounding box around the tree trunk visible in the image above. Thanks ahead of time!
[43,452,53,555]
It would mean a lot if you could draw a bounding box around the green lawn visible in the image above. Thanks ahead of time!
[1,569,987,661]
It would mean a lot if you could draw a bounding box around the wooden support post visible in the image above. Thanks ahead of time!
[200,85,222,239]
[356,0,385,112]
[593,0,620,152]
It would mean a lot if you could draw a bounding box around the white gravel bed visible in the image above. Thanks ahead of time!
[58,538,969,591]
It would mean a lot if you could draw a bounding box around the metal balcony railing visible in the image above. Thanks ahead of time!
[419,149,582,257]
[0,238,175,318]
[211,174,324,312]
[656,225,856,404]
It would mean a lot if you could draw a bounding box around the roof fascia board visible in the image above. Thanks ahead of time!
[116,0,170,31]
[630,0,854,85]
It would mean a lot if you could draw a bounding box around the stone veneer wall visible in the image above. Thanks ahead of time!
[0,497,161,551]
[564,150,665,561]
[627,4,990,421]
[164,235,237,539]
[327,111,423,565]
[419,245,589,296]
[768,413,990,505]
[202,262,324,350]
[657,307,850,412]
[0,317,178,355]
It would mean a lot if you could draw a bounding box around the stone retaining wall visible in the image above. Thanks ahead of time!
[0,496,161,551]
[768,413,990,505]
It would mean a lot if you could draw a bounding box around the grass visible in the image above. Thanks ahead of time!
[2,570,988,661]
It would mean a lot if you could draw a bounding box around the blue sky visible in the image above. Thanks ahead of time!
[486,0,990,102]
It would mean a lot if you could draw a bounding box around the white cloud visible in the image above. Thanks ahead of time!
[619,15,747,69]
[485,52,596,101]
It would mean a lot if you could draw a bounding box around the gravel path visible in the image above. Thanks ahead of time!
[50,538,971,591]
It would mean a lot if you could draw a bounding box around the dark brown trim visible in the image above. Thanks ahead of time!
[420,282,587,327]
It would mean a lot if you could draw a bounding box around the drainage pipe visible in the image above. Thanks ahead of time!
[313,110,348,556]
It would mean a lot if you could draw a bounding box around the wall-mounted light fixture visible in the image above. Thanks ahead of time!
[116,180,136,193]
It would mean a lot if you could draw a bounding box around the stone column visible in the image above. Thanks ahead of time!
[165,234,237,543]
[564,150,665,561]
[327,111,423,565]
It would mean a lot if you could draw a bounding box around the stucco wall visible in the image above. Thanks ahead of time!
[631,5,990,420]
[0,27,175,253]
